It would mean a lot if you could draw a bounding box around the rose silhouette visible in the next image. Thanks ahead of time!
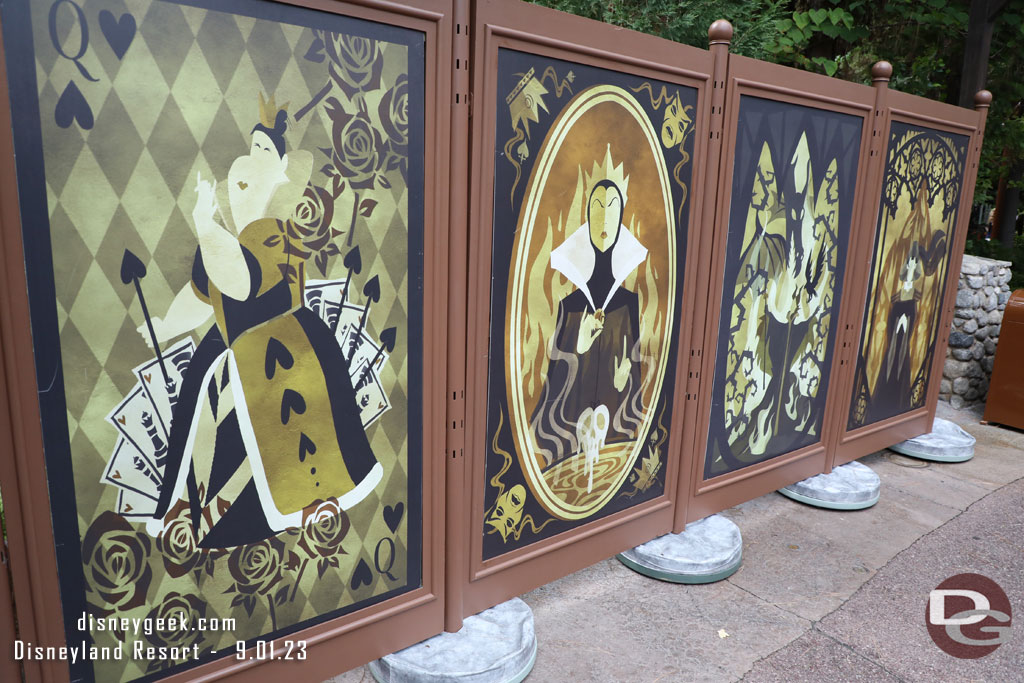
[81,511,153,613]
[141,592,206,671]
[298,498,350,563]
[227,537,285,598]
[325,33,383,99]
[145,592,206,650]
[379,75,409,155]
[293,183,342,275]
[295,184,336,242]
[156,503,205,579]
[324,98,384,190]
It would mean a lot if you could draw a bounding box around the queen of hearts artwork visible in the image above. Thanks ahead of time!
[139,95,382,549]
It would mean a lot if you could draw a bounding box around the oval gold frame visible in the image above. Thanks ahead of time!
[504,84,675,521]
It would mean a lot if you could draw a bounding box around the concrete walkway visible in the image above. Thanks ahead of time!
[328,402,1023,682]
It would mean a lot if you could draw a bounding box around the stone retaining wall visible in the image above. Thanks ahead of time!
[940,254,1013,408]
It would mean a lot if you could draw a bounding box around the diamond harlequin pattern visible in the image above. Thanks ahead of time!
[26,1,419,680]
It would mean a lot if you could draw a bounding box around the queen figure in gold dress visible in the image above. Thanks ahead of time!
[139,95,381,548]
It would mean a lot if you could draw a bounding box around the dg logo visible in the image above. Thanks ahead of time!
[927,573,1012,659]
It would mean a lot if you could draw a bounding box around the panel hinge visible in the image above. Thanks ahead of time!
[685,347,703,401]
[447,388,465,461]
[453,13,471,115]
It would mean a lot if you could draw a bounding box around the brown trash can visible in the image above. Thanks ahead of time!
[983,289,1024,429]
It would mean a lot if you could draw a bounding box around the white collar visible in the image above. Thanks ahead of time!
[549,223,647,310]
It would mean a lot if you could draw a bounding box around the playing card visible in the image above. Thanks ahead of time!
[304,279,348,326]
[106,384,167,472]
[117,488,158,518]
[133,338,195,441]
[102,438,161,500]
[306,279,387,397]
[344,323,381,376]
[352,357,391,427]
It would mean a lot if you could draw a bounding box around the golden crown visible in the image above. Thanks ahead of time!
[585,145,630,207]
[258,92,289,128]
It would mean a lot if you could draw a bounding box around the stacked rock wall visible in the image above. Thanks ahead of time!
[940,254,1013,409]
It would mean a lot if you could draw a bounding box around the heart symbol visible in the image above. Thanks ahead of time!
[237,181,248,190]
[144,373,152,383]
[265,337,294,379]
[280,389,306,425]
[124,503,133,512]
[383,502,404,533]
[112,470,122,480]
[350,558,373,590]
[99,10,136,60]
[54,81,93,130]
[117,416,126,425]
[298,433,316,462]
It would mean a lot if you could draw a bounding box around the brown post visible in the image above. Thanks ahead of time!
[975,90,994,129]
[444,0,471,634]
[673,19,732,534]
[0,11,67,680]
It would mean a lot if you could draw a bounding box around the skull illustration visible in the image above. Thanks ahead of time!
[576,405,610,493]
[487,484,526,541]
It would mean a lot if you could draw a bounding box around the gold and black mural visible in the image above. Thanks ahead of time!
[482,49,695,558]
[704,96,862,479]
[4,0,423,680]
[849,123,969,428]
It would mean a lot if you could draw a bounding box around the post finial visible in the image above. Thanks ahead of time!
[871,61,893,83]
[974,90,993,109]
[708,20,733,46]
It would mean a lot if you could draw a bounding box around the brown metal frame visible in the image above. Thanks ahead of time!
[0,356,24,683]
[450,0,716,624]
[682,54,878,522]
[828,87,992,467]
[0,0,454,680]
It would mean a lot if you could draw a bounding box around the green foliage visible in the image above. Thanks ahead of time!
[828,0,1024,207]
[528,0,790,62]
[766,5,864,76]
[536,0,1024,217]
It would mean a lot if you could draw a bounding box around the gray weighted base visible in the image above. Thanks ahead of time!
[889,418,975,462]
[617,514,742,584]
[778,461,880,510]
[368,598,536,683]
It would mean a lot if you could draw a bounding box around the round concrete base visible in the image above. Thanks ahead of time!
[368,598,535,683]
[889,418,975,462]
[778,461,880,510]
[617,515,742,584]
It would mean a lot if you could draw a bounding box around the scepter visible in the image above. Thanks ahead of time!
[347,275,380,363]
[332,246,361,335]
[121,249,171,386]
[356,327,397,387]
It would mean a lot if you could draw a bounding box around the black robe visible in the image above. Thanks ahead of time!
[530,282,644,468]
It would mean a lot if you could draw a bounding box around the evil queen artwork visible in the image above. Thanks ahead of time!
[530,176,647,480]
[481,49,695,557]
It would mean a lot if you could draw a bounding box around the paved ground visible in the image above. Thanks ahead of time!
[328,402,1023,682]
